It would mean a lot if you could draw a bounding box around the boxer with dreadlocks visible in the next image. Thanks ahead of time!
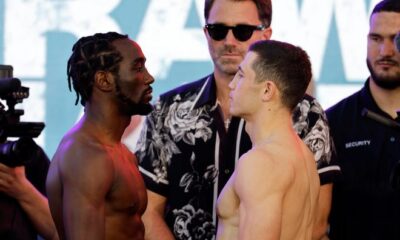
[46,32,154,240]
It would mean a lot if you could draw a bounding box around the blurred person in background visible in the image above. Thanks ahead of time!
[327,1,400,239]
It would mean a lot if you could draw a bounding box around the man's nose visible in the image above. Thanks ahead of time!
[380,39,396,56]
[145,69,155,84]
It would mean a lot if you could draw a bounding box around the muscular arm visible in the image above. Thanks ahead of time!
[312,183,332,240]
[0,163,58,240]
[142,190,174,240]
[59,144,113,240]
[235,150,292,239]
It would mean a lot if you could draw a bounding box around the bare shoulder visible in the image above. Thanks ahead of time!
[51,130,114,189]
[236,148,295,178]
[235,148,295,201]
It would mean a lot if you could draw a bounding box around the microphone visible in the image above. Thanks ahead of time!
[361,108,400,129]
[396,32,400,52]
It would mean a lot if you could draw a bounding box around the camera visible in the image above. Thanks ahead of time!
[0,65,45,167]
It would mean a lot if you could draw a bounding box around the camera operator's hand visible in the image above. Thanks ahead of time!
[0,163,59,240]
[0,163,31,198]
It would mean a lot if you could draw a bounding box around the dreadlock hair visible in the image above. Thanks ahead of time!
[67,32,128,106]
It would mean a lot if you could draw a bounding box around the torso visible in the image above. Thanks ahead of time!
[215,175,239,239]
[47,129,147,240]
[137,75,337,239]
[217,134,319,240]
[103,144,147,240]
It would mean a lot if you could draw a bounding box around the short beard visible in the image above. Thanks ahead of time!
[367,59,400,90]
[216,60,239,76]
[115,79,153,116]
[213,45,243,76]
[118,94,153,116]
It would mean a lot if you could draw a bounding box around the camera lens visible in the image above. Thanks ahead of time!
[0,137,36,167]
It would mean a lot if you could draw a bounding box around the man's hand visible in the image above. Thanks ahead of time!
[0,162,59,240]
[0,163,31,200]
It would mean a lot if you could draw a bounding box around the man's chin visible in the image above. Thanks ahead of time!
[218,61,240,75]
[229,108,238,118]
[367,59,400,90]
[372,77,400,90]
[370,72,400,90]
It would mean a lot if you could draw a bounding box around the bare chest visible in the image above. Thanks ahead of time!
[106,152,147,216]
[217,176,239,224]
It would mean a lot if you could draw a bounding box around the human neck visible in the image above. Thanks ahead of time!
[369,78,400,119]
[84,102,130,144]
[245,105,293,147]
[214,70,235,121]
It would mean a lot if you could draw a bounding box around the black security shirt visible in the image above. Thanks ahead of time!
[327,79,400,240]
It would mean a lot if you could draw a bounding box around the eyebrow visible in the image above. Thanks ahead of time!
[131,57,146,67]
[368,32,397,39]
[368,32,381,37]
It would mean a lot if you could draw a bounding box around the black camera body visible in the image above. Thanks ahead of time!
[0,65,45,167]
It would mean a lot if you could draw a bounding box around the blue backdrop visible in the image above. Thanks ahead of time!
[0,0,378,157]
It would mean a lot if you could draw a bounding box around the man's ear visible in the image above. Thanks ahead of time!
[262,27,272,40]
[203,26,209,39]
[261,81,276,101]
[94,71,114,92]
